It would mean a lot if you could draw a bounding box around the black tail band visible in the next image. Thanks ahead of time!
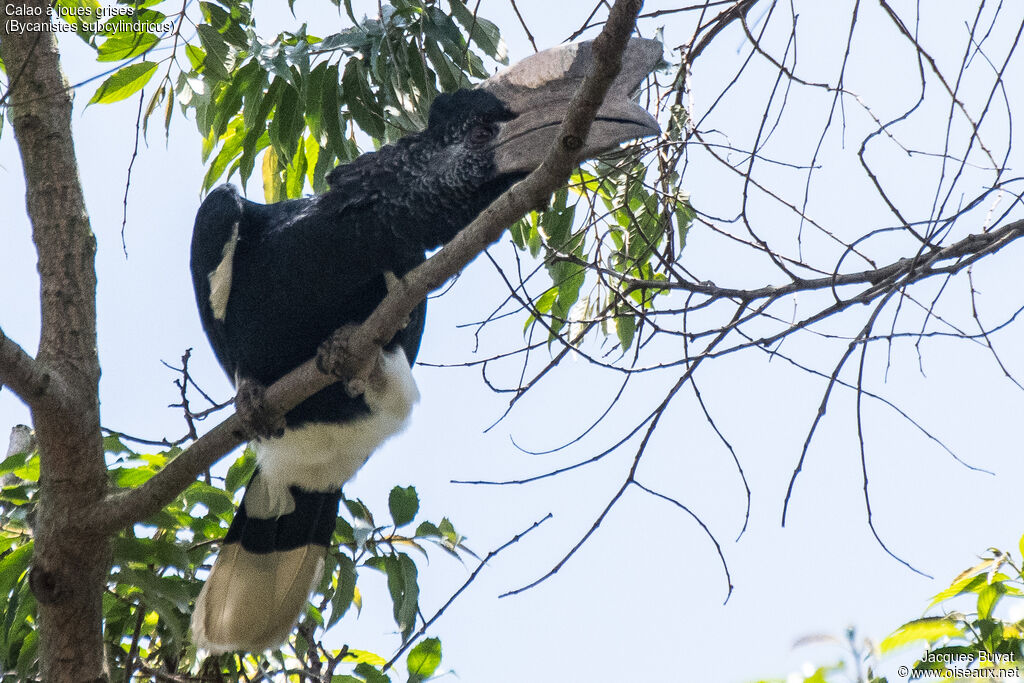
[223,480,342,554]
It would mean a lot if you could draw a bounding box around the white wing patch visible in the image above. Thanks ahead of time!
[208,221,240,321]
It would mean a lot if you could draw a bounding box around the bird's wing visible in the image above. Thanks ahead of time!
[190,184,247,382]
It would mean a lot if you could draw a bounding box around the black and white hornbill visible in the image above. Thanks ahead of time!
[189,38,662,653]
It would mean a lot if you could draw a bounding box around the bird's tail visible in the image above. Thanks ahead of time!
[191,470,341,654]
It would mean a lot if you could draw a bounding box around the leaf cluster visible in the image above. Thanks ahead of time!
[755,537,1024,683]
[512,157,693,352]
[74,0,507,203]
[0,436,461,680]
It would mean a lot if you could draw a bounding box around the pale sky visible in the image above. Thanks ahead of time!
[2,2,1023,681]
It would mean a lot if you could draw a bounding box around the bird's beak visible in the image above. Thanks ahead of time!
[480,38,662,175]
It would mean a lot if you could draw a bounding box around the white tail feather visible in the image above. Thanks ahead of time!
[192,543,325,654]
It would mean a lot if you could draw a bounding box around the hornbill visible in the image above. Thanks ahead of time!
[189,38,662,653]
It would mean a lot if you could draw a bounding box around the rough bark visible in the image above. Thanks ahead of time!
[1,3,109,680]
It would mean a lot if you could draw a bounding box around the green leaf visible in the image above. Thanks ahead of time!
[286,137,308,198]
[200,1,248,49]
[423,38,464,92]
[203,118,246,191]
[240,78,280,188]
[111,464,159,488]
[346,649,388,667]
[385,554,419,640]
[304,60,329,141]
[306,603,325,627]
[539,188,574,246]
[880,617,964,653]
[304,135,321,188]
[268,81,304,161]
[111,568,192,612]
[0,449,31,478]
[354,662,391,683]
[389,486,419,528]
[322,63,348,160]
[328,554,357,628]
[344,498,375,527]
[335,515,356,546]
[438,518,456,542]
[96,31,159,62]
[53,0,101,35]
[88,61,158,104]
[15,629,37,678]
[674,196,695,247]
[262,145,285,202]
[449,0,507,63]
[343,59,385,140]
[112,535,190,571]
[615,313,636,351]
[509,214,536,250]
[182,481,236,517]
[978,581,1007,620]
[406,637,441,682]
[414,521,440,539]
[212,59,259,140]
[929,573,1011,608]
[185,43,206,70]
[225,449,257,494]
[342,0,358,23]
[0,542,33,598]
[196,24,232,82]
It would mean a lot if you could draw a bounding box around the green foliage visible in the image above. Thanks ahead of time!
[760,539,1024,683]
[0,437,461,679]
[513,159,693,352]
[43,0,685,356]
[406,637,442,682]
[138,0,507,200]
[389,485,419,527]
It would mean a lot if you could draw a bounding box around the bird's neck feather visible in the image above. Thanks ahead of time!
[329,136,518,252]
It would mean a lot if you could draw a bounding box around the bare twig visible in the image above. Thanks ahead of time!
[382,513,553,672]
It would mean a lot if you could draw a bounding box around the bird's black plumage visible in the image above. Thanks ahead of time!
[189,38,663,654]
[189,90,530,654]
[192,89,520,427]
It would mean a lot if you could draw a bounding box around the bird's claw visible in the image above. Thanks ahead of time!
[234,377,285,440]
[316,324,370,397]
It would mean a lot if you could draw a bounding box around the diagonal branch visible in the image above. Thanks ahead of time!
[0,327,72,413]
[81,0,647,536]
[619,217,1024,300]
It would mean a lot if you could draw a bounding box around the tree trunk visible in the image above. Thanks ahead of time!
[1,3,110,680]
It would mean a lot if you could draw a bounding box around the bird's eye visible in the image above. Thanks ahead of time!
[466,123,497,147]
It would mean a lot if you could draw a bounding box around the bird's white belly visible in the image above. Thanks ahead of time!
[250,347,418,516]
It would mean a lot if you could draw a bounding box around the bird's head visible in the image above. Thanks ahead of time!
[478,37,662,176]
[332,38,663,250]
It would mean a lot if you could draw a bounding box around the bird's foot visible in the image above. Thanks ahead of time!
[383,271,411,330]
[316,324,375,397]
[234,377,286,441]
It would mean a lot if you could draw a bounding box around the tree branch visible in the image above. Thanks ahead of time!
[618,217,1024,300]
[2,2,109,678]
[82,0,647,535]
[0,327,71,413]
[382,512,553,673]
